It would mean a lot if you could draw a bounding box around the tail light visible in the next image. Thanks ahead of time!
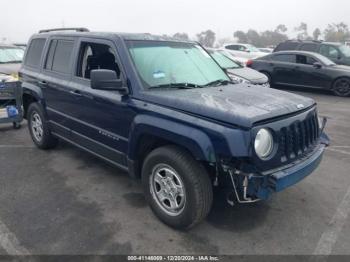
[246,60,253,67]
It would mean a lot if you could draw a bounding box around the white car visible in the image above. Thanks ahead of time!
[223,43,266,60]
[216,49,248,66]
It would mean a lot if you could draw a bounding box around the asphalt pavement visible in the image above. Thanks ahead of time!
[0,87,349,255]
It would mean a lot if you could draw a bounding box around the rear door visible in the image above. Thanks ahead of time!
[39,37,76,137]
[270,54,298,85]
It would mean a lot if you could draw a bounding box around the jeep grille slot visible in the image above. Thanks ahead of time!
[279,113,319,162]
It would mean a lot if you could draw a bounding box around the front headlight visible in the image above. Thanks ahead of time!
[230,75,251,84]
[254,128,274,159]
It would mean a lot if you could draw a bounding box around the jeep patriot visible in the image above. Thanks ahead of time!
[20,28,329,229]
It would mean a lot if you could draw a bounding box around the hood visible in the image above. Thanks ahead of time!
[141,85,315,128]
[0,63,21,75]
[332,64,350,71]
[227,67,268,84]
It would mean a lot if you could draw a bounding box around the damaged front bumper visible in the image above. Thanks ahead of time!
[226,132,329,203]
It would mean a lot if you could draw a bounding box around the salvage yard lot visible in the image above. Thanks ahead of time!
[0,88,349,255]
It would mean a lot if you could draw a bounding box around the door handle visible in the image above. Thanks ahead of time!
[69,90,83,97]
[38,80,48,87]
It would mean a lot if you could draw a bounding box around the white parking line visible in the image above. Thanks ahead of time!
[0,145,35,149]
[326,148,350,156]
[0,219,29,255]
[313,185,350,255]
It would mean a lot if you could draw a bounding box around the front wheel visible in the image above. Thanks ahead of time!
[142,145,213,229]
[333,78,350,97]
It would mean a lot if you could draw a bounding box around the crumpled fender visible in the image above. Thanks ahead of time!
[128,114,216,163]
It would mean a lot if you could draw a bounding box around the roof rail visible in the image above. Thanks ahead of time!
[39,27,89,33]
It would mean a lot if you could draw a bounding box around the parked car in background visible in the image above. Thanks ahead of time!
[258,48,273,53]
[0,45,25,77]
[207,48,269,86]
[223,43,266,60]
[248,50,350,96]
[13,43,27,50]
[216,49,248,66]
[20,28,328,229]
[274,40,350,66]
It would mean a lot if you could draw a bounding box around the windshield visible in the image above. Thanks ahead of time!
[339,45,350,58]
[246,44,260,52]
[209,50,241,69]
[127,41,230,89]
[0,47,24,63]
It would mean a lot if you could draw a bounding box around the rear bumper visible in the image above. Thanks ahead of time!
[253,143,325,200]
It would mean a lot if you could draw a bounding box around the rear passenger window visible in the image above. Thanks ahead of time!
[45,40,74,74]
[300,43,318,52]
[24,38,46,68]
[225,45,238,50]
[273,54,296,63]
[275,42,299,52]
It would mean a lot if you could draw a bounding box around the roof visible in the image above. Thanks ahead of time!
[34,30,195,43]
[273,50,320,56]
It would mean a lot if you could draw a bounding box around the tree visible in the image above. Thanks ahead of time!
[173,32,189,41]
[324,22,350,42]
[275,24,288,34]
[313,28,321,40]
[196,30,216,47]
[295,22,312,40]
[246,29,262,46]
[233,31,248,43]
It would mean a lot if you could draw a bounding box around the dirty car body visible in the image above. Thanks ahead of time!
[20,29,329,229]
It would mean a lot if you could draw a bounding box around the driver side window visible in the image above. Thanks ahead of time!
[320,45,339,59]
[76,42,121,80]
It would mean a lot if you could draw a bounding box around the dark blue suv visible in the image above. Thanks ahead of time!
[20,28,329,229]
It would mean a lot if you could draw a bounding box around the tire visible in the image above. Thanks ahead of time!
[333,77,350,97]
[27,102,58,149]
[141,145,213,229]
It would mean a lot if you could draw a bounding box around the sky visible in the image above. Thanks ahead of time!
[1,0,349,43]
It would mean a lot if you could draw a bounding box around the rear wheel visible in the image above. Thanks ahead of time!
[28,103,58,149]
[333,78,350,97]
[142,145,213,229]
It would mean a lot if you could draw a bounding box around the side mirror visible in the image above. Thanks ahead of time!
[313,62,322,69]
[90,69,127,93]
[245,49,251,53]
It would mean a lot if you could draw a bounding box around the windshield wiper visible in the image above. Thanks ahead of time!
[149,83,201,89]
[204,79,232,87]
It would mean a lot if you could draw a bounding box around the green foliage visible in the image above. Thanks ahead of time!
[324,23,350,42]
[196,30,216,47]
[233,25,288,47]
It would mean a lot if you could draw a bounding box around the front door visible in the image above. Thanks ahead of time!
[67,38,136,168]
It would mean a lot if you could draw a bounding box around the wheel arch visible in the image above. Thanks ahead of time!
[127,115,216,179]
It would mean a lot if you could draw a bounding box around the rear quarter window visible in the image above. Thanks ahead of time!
[24,38,46,68]
[275,42,299,52]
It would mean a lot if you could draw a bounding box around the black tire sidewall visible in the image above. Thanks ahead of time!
[333,78,350,97]
[142,147,211,229]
